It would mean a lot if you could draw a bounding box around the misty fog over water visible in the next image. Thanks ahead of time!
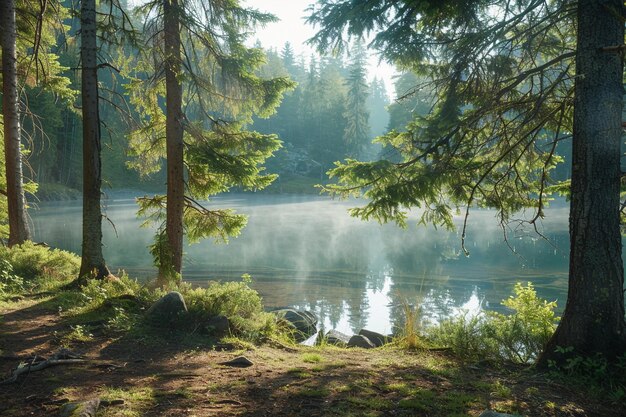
[32,194,577,335]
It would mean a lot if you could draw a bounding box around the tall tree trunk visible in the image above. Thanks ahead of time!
[538,0,626,366]
[161,0,184,284]
[78,0,110,279]
[1,0,31,246]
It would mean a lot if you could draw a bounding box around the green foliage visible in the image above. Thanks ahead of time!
[0,242,80,285]
[185,281,262,319]
[311,0,573,253]
[429,282,557,363]
[0,259,25,297]
[126,0,295,276]
[59,275,154,334]
[486,282,558,363]
[429,311,499,361]
[547,347,626,402]
[57,324,94,347]
[343,41,370,156]
[35,183,82,201]
[395,298,427,350]
[181,281,277,341]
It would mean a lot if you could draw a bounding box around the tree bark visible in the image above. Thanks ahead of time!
[1,0,32,246]
[78,0,110,280]
[161,0,184,284]
[538,0,626,366]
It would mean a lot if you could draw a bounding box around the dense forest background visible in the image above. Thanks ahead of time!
[26,50,573,200]
[24,36,416,198]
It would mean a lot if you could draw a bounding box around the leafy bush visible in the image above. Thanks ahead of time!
[182,281,277,341]
[486,282,558,363]
[0,259,25,297]
[59,275,153,334]
[428,311,499,361]
[185,281,263,319]
[548,347,626,401]
[0,242,80,284]
[429,282,557,363]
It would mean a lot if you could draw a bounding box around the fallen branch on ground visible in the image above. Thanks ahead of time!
[0,348,85,385]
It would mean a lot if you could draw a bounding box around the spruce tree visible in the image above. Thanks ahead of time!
[0,0,30,246]
[343,41,370,157]
[309,0,626,362]
[129,0,294,285]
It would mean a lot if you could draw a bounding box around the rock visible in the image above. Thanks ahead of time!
[59,399,100,417]
[300,310,318,325]
[478,411,521,417]
[348,334,376,349]
[273,309,317,341]
[145,291,187,327]
[324,329,351,346]
[220,356,254,368]
[206,315,230,335]
[358,329,388,347]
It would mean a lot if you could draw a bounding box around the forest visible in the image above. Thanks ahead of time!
[0,0,625,416]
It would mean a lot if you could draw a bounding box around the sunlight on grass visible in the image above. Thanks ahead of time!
[99,386,156,417]
[287,367,313,378]
[301,352,323,363]
[295,386,330,398]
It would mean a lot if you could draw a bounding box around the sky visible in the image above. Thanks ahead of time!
[127,0,399,96]
[244,0,398,96]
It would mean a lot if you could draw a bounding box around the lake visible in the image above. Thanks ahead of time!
[31,193,574,336]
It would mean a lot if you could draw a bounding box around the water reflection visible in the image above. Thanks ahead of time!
[32,194,576,336]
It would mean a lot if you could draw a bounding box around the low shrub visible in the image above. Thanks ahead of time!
[0,258,25,297]
[181,280,278,342]
[57,274,154,334]
[394,298,428,350]
[428,282,558,364]
[486,282,558,363]
[428,311,499,361]
[0,241,80,284]
[547,347,626,401]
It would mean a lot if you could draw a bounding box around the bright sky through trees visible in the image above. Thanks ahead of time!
[127,0,398,96]
[244,0,397,96]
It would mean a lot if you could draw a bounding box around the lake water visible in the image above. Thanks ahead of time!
[31,193,574,336]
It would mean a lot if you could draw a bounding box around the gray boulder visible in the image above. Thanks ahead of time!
[145,291,187,327]
[348,334,376,349]
[273,309,317,341]
[324,329,351,346]
[358,329,388,347]
[479,411,521,417]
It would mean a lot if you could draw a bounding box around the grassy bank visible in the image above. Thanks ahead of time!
[0,243,623,416]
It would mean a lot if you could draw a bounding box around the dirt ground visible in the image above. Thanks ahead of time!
[0,298,622,417]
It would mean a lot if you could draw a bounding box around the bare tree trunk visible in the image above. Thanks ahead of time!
[538,0,626,366]
[161,0,184,284]
[78,0,110,280]
[1,0,31,246]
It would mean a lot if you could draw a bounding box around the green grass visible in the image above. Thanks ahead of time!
[295,386,330,398]
[302,352,323,363]
[287,367,313,378]
[99,386,156,417]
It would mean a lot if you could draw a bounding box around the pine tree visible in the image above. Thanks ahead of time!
[0,0,30,246]
[0,0,73,245]
[343,41,370,157]
[129,0,294,285]
[309,0,626,362]
[366,77,389,139]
